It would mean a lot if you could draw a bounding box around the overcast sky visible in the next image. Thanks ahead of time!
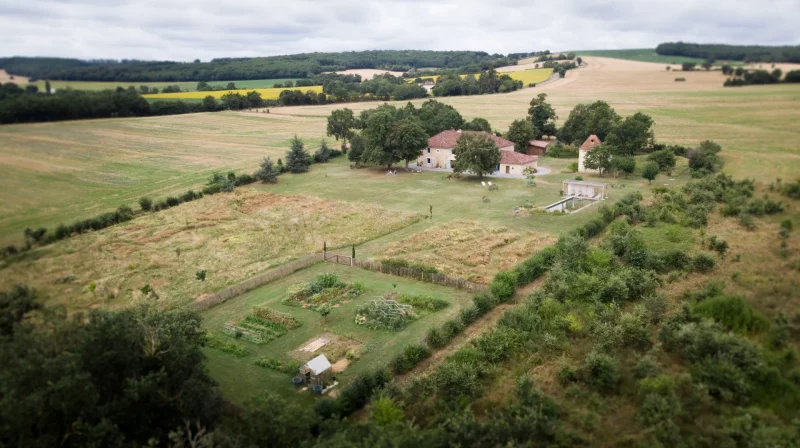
[1,0,799,61]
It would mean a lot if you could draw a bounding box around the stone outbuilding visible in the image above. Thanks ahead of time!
[578,134,603,173]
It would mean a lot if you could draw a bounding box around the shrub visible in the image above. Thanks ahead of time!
[490,270,519,302]
[515,246,558,284]
[473,328,522,363]
[426,326,447,349]
[674,77,686,81]
[473,293,498,315]
[708,237,729,258]
[582,218,606,238]
[780,219,793,231]
[459,305,480,326]
[139,197,153,211]
[581,350,620,393]
[738,213,757,230]
[568,162,578,172]
[391,344,431,374]
[647,149,676,172]
[692,295,768,333]
[780,181,800,199]
[442,318,465,340]
[195,270,207,281]
[692,253,716,273]
[166,196,181,207]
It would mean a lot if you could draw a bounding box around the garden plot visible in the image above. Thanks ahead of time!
[223,306,300,344]
[0,190,419,310]
[375,220,557,283]
[199,263,475,404]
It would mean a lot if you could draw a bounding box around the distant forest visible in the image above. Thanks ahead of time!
[0,51,519,82]
[656,42,800,63]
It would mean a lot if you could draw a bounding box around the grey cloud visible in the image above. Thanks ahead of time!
[0,0,798,61]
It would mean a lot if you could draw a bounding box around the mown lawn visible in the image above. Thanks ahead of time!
[202,262,474,404]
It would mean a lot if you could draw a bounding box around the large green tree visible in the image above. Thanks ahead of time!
[327,108,356,149]
[361,111,428,169]
[604,112,654,156]
[388,117,429,168]
[360,108,398,167]
[285,135,311,173]
[463,117,492,133]
[582,145,613,175]
[416,100,465,136]
[527,93,557,139]
[558,101,621,145]
[452,133,502,179]
[0,291,221,447]
[506,119,536,153]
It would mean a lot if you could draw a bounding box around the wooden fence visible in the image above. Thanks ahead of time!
[324,252,353,266]
[191,254,322,311]
[348,258,488,293]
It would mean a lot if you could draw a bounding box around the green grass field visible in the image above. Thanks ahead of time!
[202,262,474,403]
[28,78,302,92]
[573,48,743,66]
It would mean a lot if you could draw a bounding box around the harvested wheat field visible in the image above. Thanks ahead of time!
[0,69,29,84]
[0,190,420,310]
[0,111,331,245]
[375,220,557,283]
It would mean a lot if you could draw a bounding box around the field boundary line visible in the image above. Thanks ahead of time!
[190,253,322,311]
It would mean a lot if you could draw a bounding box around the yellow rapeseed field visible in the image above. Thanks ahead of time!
[406,68,553,85]
[142,86,324,100]
[507,68,553,84]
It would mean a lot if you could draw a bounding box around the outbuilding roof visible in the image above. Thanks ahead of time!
[501,151,539,165]
[528,140,551,149]
[580,134,602,151]
[563,180,609,187]
[428,130,515,149]
[305,354,332,375]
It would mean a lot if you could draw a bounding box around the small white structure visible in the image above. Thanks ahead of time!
[562,180,609,199]
[300,354,333,387]
[578,134,602,173]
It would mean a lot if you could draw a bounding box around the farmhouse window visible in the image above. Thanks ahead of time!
[427,148,431,153]
[426,158,431,164]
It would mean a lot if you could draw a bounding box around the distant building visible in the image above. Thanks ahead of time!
[421,79,435,94]
[417,130,538,175]
[578,134,602,173]
[526,139,551,156]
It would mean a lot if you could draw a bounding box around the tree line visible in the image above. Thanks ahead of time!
[0,51,519,82]
[656,42,800,63]
[0,82,271,123]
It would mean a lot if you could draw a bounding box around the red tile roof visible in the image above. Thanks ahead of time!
[580,134,602,150]
[501,150,538,165]
[428,130,514,150]
[528,140,551,149]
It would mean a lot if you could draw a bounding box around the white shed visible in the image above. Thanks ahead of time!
[562,180,609,199]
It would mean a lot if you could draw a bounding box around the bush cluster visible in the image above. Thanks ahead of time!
[391,344,432,374]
